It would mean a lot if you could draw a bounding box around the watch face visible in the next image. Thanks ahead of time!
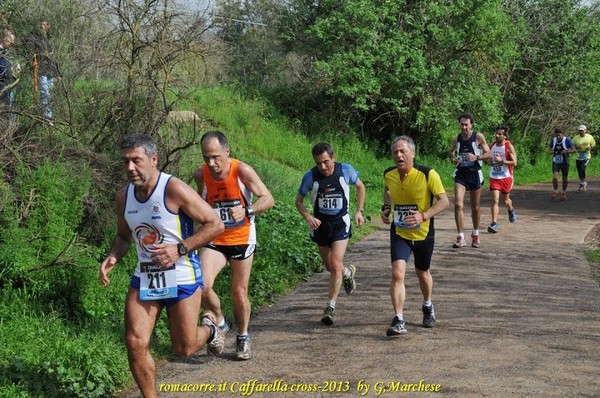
[178,243,187,255]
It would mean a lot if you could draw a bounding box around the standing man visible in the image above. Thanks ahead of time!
[381,136,449,336]
[295,142,365,326]
[572,125,596,192]
[549,127,576,200]
[0,28,16,127]
[487,125,518,233]
[27,19,59,123]
[448,113,490,248]
[99,134,225,398]
[193,130,274,360]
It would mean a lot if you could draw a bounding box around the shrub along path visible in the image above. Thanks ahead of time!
[120,178,600,397]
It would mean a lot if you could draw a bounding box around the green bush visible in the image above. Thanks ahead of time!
[0,287,129,398]
[0,159,91,291]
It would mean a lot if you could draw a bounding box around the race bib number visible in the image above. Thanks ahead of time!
[553,155,564,164]
[213,199,244,229]
[139,262,177,300]
[578,151,588,160]
[318,193,343,216]
[458,153,475,167]
[393,204,420,229]
[490,163,504,177]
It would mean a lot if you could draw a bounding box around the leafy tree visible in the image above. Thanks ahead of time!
[214,0,290,87]
[281,0,515,152]
[503,0,600,138]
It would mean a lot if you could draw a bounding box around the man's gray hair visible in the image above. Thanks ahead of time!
[391,135,416,153]
[121,134,158,156]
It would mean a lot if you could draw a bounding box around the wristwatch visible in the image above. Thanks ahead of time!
[245,207,255,218]
[177,242,188,256]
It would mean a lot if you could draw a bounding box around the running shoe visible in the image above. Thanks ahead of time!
[551,192,558,200]
[578,183,584,192]
[201,311,225,356]
[508,209,517,223]
[219,316,232,334]
[560,192,567,201]
[583,181,588,192]
[342,264,356,295]
[452,236,467,248]
[321,305,335,325]
[386,316,408,337]
[471,234,480,248]
[235,335,252,360]
[487,223,499,233]
[422,304,436,328]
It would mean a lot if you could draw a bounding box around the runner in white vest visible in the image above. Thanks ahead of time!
[487,125,518,233]
[99,134,225,398]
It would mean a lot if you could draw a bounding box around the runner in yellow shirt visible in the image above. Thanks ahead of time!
[572,125,596,192]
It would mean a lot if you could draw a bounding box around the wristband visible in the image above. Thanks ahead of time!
[245,207,254,218]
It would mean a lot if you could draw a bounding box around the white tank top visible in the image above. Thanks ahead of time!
[124,172,202,285]
[489,143,512,179]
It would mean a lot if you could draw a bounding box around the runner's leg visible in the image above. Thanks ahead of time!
[230,255,254,335]
[124,287,163,398]
[200,247,228,323]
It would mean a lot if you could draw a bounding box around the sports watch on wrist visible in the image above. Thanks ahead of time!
[177,242,188,256]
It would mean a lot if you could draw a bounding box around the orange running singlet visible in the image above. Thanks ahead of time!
[201,159,256,245]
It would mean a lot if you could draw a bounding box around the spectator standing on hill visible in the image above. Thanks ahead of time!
[99,134,225,398]
[0,28,16,128]
[381,136,449,336]
[27,19,59,123]
[447,113,491,248]
[487,125,518,233]
[572,125,596,192]
[193,130,274,360]
[295,142,365,326]
[549,127,576,201]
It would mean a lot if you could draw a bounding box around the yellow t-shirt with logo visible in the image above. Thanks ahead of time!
[572,134,596,160]
[384,165,445,241]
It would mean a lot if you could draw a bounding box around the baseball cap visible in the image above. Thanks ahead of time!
[578,125,587,131]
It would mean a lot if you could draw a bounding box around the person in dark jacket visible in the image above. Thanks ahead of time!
[0,28,16,127]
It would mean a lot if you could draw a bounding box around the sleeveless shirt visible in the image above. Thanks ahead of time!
[455,132,482,171]
[489,141,513,180]
[201,158,256,245]
[124,172,202,285]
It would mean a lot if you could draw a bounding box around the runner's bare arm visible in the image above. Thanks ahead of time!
[507,143,518,167]
[354,178,366,227]
[151,178,224,269]
[448,136,459,164]
[295,193,321,230]
[238,161,275,216]
[192,166,204,195]
[423,193,449,221]
[381,185,392,225]
[477,133,491,160]
[99,189,132,287]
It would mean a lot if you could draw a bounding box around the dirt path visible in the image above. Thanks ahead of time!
[119,179,600,398]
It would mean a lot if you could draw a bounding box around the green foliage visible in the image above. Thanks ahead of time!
[306,0,515,141]
[0,160,91,291]
[3,0,600,390]
[0,287,129,398]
